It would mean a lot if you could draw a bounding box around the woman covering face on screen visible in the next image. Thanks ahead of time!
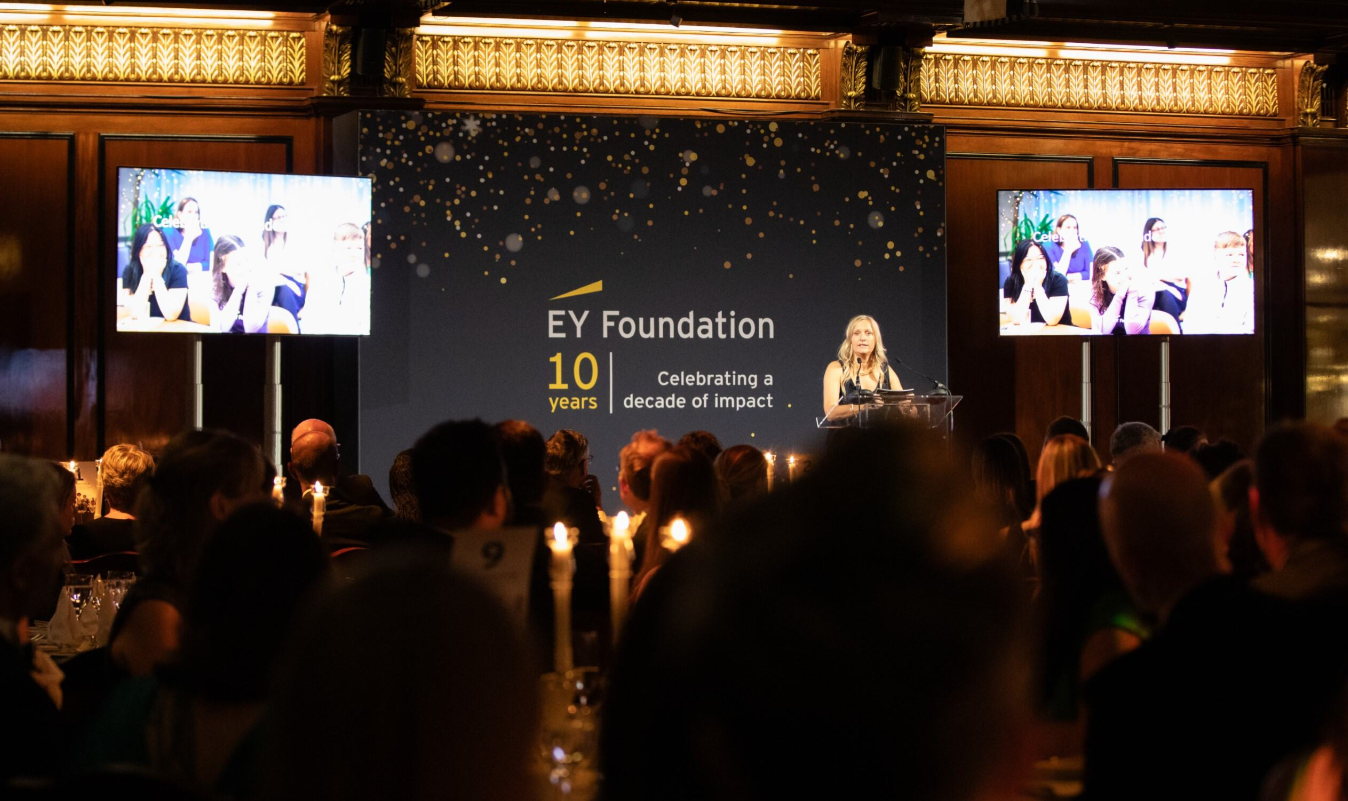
[264,204,307,322]
[821,314,904,422]
[1090,247,1154,335]
[121,223,188,322]
[163,196,214,273]
[210,235,273,334]
[1003,240,1070,328]
[1140,217,1187,331]
[1042,214,1094,282]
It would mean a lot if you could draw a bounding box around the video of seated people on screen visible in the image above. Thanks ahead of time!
[997,188,1255,337]
[115,167,374,336]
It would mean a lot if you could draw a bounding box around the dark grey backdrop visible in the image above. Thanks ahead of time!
[357,110,946,502]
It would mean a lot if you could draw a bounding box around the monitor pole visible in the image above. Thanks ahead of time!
[264,336,283,471]
[1081,339,1092,444]
[188,335,204,430]
[1159,336,1171,436]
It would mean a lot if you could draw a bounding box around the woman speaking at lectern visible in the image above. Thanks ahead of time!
[822,314,905,422]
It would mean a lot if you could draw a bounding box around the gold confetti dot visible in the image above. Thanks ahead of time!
[723,261,732,269]
[745,155,756,167]
[716,124,725,133]
[926,169,936,180]
[854,259,862,267]
[812,183,820,192]
[744,217,752,225]
[773,137,783,147]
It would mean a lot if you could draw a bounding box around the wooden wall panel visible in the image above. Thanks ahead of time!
[1113,159,1268,453]
[0,134,73,458]
[1301,140,1348,425]
[98,135,292,453]
[945,153,1093,464]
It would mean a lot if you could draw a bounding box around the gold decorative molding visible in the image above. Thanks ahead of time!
[413,34,821,101]
[384,28,414,98]
[1298,60,1328,127]
[322,23,351,97]
[839,42,868,110]
[894,46,923,113]
[0,24,305,85]
[920,52,1279,117]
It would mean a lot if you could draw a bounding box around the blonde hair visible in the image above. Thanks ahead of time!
[100,443,155,513]
[1213,231,1245,250]
[619,429,672,502]
[836,314,890,386]
[1036,434,1101,505]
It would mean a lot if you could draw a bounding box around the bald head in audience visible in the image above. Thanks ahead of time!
[289,430,338,491]
[1100,452,1217,620]
[291,418,336,446]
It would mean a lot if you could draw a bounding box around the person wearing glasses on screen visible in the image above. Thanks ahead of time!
[122,223,188,322]
[209,235,274,334]
[162,197,214,273]
[1003,239,1070,328]
[264,204,307,322]
[1141,217,1188,330]
[1090,247,1154,335]
[1042,214,1095,283]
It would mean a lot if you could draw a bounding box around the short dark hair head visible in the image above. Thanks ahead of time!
[177,503,328,703]
[972,434,1033,524]
[136,429,264,585]
[1110,422,1161,465]
[1255,423,1348,541]
[494,420,546,509]
[603,423,1030,801]
[50,461,76,510]
[1045,416,1090,446]
[544,429,589,478]
[1161,425,1207,455]
[0,455,66,619]
[411,419,505,530]
[264,554,538,801]
[676,430,722,462]
[1190,437,1244,481]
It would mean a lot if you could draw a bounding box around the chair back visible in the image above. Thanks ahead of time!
[268,307,299,334]
[329,546,369,582]
[1149,310,1180,335]
[69,551,140,577]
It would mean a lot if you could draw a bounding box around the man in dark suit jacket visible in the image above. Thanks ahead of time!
[290,429,389,550]
[288,418,389,512]
[0,455,69,783]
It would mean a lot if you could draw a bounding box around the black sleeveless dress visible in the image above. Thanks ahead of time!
[836,360,891,427]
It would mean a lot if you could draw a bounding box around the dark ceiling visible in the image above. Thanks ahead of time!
[16,1,1348,53]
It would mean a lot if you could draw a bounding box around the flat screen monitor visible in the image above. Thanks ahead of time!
[115,167,373,336]
[997,188,1255,337]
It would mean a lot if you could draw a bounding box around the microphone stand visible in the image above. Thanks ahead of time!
[891,355,951,396]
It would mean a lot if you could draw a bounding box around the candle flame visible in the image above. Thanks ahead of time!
[274,476,285,488]
[553,522,569,545]
[670,518,689,544]
[313,480,325,497]
[764,451,775,464]
[788,455,797,467]
[65,461,78,473]
[613,511,630,535]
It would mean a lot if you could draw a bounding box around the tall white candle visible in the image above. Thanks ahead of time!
[272,476,286,507]
[311,481,327,535]
[608,511,633,642]
[94,459,104,519]
[548,522,576,673]
[764,451,776,492]
[788,455,798,483]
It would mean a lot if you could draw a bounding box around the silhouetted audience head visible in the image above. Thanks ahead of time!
[1253,423,1348,565]
[713,444,768,504]
[1162,425,1207,455]
[175,503,328,703]
[618,429,671,513]
[635,446,722,584]
[676,430,722,463]
[494,420,546,511]
[135,430,264,586]
[100,444,155,516]
[388,449,418,521]
[1101,452,1218,618]
[1190,437,1244,480]
[264,555,537,801]
[544,429,589,487]
[0,455,67,621]
[1212,460,1268,581]
[410,419,507,531]
[603,423,1031,801]
[1110,422,1162,466]
[973,434,1033,524]
[1037,434,1101,506]
[51,462,77,534]
[1046,416,1090,445]
[289,430,338,488]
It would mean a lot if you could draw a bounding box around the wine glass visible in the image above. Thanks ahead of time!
[538,670,604,796]
[64,573,94,617]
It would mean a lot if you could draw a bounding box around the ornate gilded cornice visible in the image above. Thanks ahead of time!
[1298,60,1328,128]
[384,28,414,98]
[0,24,305,85]
[322,23,351,96]
[920,52,1279,117]
[894,46,923,113]
[413,34,821,101]
[839,41,868,111]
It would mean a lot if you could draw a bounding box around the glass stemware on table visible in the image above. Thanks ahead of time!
[538,666,605,798]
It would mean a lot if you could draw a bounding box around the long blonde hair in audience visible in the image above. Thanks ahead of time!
[1037,434,1101,505]
[836,314,889,385]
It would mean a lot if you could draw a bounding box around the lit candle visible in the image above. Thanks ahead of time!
[93,459,104,520]
[660,517,691,553]
[788,455,797,483]
[272,476,286,507]
[608,511,633,641]
[548,522,576,672]
[64,460,78,477]
[764,451,776,492]
[311,480,327,535]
